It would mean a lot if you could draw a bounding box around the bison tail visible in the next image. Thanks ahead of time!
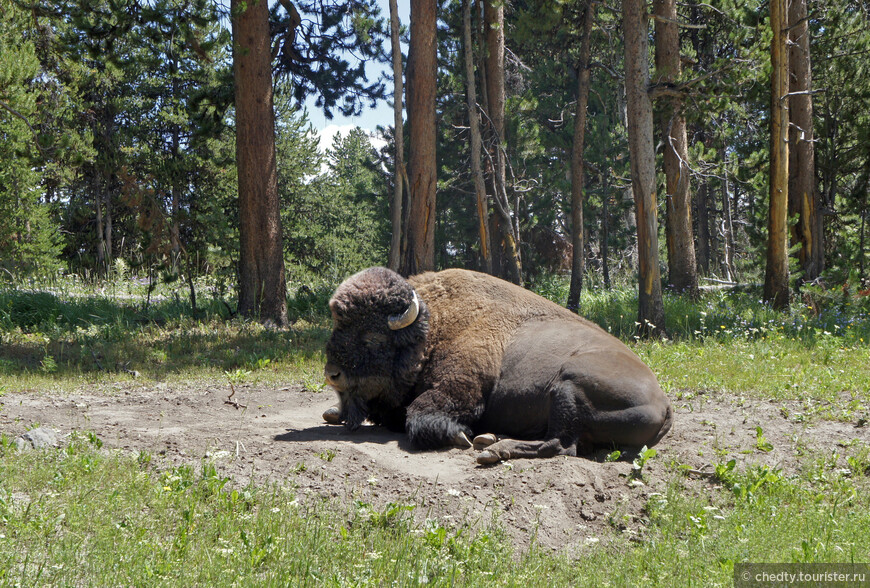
[649,402,673,447]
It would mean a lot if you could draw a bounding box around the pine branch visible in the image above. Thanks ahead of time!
[0,99,46,157]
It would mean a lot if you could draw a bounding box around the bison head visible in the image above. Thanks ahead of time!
[324,267,429,431]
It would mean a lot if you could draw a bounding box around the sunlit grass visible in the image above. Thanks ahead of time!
[0,433,868,585]
[639,338,869,408]
[2,274,870,584]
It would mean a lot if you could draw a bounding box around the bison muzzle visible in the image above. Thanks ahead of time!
[323,267,672,464]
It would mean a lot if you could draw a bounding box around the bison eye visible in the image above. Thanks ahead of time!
[361,331,389,349]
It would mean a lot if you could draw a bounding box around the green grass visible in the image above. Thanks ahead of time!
[639,337,869,408]
[0,434,868,586]
[1,274,870,584]
[0,283,330,394]
[2,275,868,410]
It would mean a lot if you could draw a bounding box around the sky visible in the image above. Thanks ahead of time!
[303,0,411,152]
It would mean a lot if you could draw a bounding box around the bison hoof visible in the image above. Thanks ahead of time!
[476,449,503,465]
[451,431,473,449]
[322,405,342,425]
[472,433,498,450]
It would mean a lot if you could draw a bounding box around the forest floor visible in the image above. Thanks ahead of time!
[1,379,863,553]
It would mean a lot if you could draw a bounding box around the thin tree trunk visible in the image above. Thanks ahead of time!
[169,57,181,273]
[602,172,611,289]
[463,0,492,273]
[388,0,406,272]
[567,0,595,311]
[186,253,198,316]
[787,0,822,284]
[764,0,790,309]
[623,0,666,337]
[484,0,522,285]
[720,147,736,281]
[104,189,112,271]
[860,195,866,281]
[94,173,105,274]
[170,126,181,273]
[655,0,698,297]
[695,176,710,275]
[232,0,289,327]
[401,0,438,276]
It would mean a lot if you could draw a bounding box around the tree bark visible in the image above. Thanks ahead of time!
[567,0,595,311]
[695,175,710,275]
[601,171,611,289]
[787,0,822,284]
[654,0,698,297]
[94,172,106,273]
[720,147,736,281]
[623,0,666,337]
[463,0,492,274]
[401,0,438,276]
[104,188,113,271]
[232,0,288,327]
[483,0,522,285]
[764,0,790,309]
[170,119,181,272]
[388,0,407,272]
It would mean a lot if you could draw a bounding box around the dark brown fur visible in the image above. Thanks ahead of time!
[325,267,672,462]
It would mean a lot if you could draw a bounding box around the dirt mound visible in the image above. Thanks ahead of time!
[0,382,863,551]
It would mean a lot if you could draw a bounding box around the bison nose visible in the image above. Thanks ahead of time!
[324,363,344,388]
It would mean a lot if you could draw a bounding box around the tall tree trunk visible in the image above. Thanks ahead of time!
[601,172,611,289]
[170,123,181,273]
[720,147,736,281]
[169,56,181,273]
[104,189,112,271]
[388,0,407,272]
[401,0,438,276]
[484,0,522,285]
[787,0,822,284]
[654,0,698,297]
[94,172,105,274]
[764,0,790,309]
[463,0,492,274]
[695,176,710,275]
[623,0,666,337]
[567,0,595,311]
[860,193,867,281]
[231,0,288,327]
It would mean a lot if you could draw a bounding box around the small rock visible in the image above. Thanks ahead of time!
[15,427,61,451]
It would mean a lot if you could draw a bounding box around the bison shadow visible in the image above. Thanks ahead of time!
[273,423,420,453]
[274,424,646,465]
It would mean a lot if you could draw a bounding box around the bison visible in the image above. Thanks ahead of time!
[323,267,672,464]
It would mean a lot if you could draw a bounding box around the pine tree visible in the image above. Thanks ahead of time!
[624,0,666,336]
[0,5,62,276]
[401,0,438,276]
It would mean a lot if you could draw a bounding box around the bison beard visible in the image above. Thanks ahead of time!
[324,267,672,464]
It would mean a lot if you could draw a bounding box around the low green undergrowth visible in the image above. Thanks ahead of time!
[532,273,870,346]
[1,434,868,586]
[638,337,869,410]
[2,276,869,410]
[0,285,330,394]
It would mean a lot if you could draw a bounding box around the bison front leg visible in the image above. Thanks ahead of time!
[476,437,581,464]
[405,374,485,450]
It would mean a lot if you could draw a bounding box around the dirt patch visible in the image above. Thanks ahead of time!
[1,382,866,551]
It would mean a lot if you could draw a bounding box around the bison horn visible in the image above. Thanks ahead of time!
[388,290,419,330]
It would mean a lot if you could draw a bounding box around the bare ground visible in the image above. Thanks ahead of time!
[1,381,866,552]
